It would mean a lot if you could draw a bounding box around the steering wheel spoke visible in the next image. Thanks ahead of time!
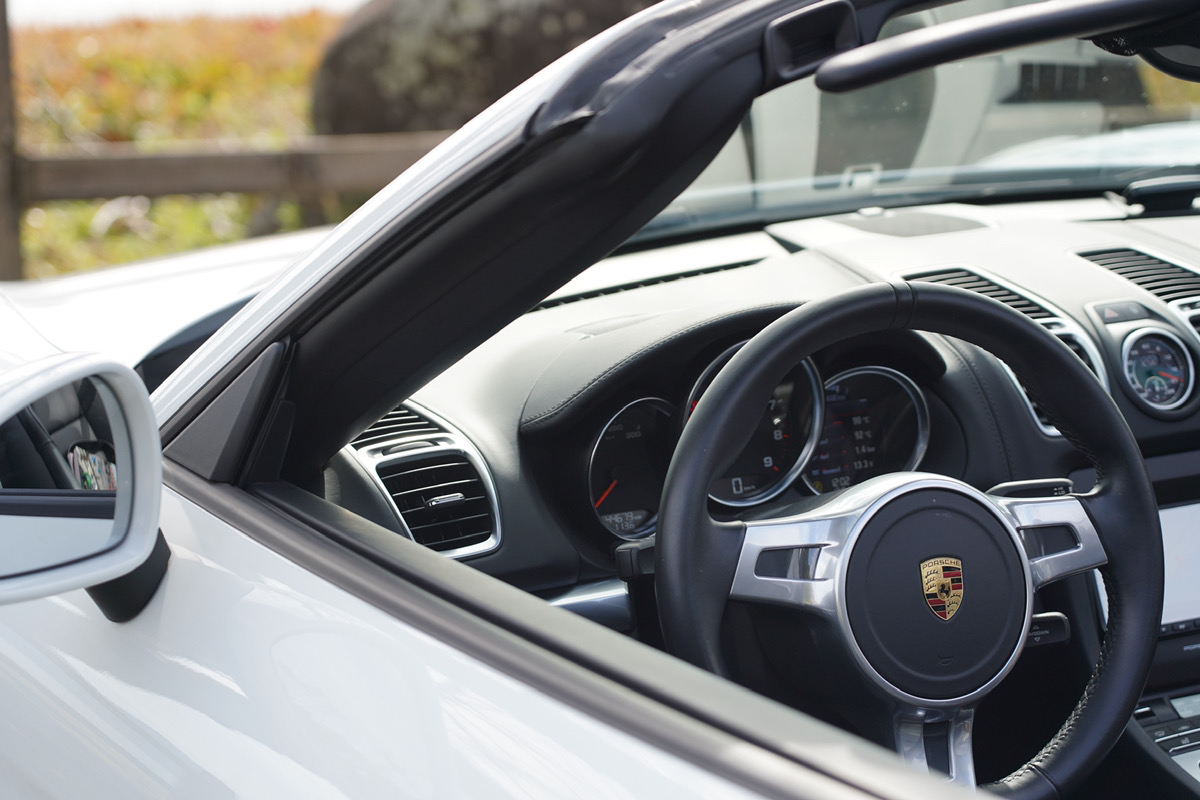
[730,504,853,615]
[991,493,1108,589]
[894,706,977,789]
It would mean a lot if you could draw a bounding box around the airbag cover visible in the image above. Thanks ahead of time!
[845,489,1027,701]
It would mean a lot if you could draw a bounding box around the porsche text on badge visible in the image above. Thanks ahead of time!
[921,557,964,621]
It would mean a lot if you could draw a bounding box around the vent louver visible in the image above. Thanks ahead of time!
[1079,248,1200,303]
[1061,336,1091,366]
[910,267,1105,434]
[910,268,1095,369]
[351,406,443,449]
[377,453,494,552]
[910,268,1053,319]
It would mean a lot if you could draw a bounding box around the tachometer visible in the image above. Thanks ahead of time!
[804,366,929,494]
[1122,328,1194,411]
[588,398,674,539]
[687,344,822,506]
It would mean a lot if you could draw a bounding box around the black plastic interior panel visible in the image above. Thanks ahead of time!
[165,342,287,482]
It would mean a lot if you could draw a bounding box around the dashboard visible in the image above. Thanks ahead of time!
[320,196,1200,780]
[328,198,1200,586]
[366,199,1200,585]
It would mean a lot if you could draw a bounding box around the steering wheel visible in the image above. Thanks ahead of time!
[656,282,1162,798]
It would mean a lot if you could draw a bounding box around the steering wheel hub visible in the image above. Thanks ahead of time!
[844,486,1030,702]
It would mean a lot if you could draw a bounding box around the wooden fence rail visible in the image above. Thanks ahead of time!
[1,132,450,280]
[16,132,451,202]
[0,2,449,281]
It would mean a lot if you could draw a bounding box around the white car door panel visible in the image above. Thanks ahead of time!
[0,487,786,800]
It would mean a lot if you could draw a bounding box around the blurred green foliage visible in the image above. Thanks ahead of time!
[12,13,343,278]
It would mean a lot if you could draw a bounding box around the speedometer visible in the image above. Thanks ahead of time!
[588,398,674,539]
[687,344,822,507]
[804,366,929,494]
[1122,328,1194,411]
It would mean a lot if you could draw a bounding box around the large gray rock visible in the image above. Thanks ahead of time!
[312,0,653,135]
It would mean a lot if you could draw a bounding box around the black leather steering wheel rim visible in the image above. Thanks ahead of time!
[656,281,1163,799]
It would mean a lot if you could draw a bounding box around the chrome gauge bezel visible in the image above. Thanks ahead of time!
[803,365,930,495]
[1121,327,1195,412]
[686,342,824,508]
[587,397,675,541]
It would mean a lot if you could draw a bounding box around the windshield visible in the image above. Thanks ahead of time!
[643,0,1200,242]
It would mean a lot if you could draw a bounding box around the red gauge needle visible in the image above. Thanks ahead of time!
[595,480,618,509]
[1160,371,1180,381]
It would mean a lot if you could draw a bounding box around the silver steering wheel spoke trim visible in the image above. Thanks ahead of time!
[895,706,977,789]
[729,473,1105,711]
[993,493,1108,588]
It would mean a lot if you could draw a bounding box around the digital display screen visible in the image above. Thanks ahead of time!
[1094,504,1200,627]
[1162,505,1200,626]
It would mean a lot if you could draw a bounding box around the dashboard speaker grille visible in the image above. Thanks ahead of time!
[377,453,494,552]
[910,268,1053,319]
[350,406,443,449]
[1079,248,1200,303]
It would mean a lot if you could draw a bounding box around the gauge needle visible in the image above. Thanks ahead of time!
[595,480,618,509]
[1159,371,1180,381]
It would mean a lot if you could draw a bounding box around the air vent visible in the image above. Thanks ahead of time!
[1080,248,1200,303]
[910,268,1053,319]
[1021,333,1102,430]
[377,453,494,552]
[910,267,1106,435]
[1060,335,1094,370]
[350,406,443,449]
[533,260,762,311]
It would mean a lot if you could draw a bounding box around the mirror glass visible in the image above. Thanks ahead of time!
[0,377,128,578]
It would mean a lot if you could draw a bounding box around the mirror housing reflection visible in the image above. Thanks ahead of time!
[0,354,162,605]
[0,377,121,578]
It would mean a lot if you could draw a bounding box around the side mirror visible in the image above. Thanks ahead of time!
[0,353,161,606]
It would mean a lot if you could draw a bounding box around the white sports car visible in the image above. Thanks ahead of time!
[3,0,1200,797]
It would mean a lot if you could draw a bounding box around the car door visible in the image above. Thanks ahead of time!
[0,481,822,799]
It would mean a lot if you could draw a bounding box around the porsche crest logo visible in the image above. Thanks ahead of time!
[921,557,964,621]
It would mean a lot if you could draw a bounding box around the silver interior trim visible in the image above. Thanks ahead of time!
[587,397,674,541]
[349,401,502,560]
[1085,244,1200,351]
[1120,326,1196,412]
[1003,319,1111,437]
[900,265,1109,437]
[1173,751,1200,785]
[802,365,930,494]
[548,579,633,632]
[733,473,1036,710]
[895,707,976,788]
[686,341,825,507]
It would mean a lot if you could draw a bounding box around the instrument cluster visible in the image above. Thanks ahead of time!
[586,344,931,540]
